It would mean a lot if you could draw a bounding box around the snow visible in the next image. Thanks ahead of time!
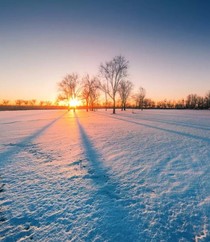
[0,109,210,241]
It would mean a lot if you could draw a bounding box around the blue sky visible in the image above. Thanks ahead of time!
[0,0,210,102]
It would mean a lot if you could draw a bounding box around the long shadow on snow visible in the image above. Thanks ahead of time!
[92,112,210,240]
[75,113,140,241]
[95,111,210,134]
[0,112,66,239]
[0,111,67,167]
[122,112,210,132]
[96,113,210,144]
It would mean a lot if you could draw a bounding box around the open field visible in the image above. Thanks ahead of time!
[0,109,210,241]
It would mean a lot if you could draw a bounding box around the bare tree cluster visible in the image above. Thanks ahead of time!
[118,80,133,111]
[15,99,37,106]
[57,73,80,111]
[185,92,210,109]
[56,56,132,113]
[156,91,210,109]
[133,87,146,110]
[81,75,100,111]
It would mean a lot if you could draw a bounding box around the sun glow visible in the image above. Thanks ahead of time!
[69,98,80,107]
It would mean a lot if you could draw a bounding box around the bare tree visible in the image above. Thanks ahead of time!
[29,99,36,106]
[144,98,155,109]
[2,100,10,105]
[186,94,198,109]
[139,87,146,110]
[23,100,29,106]
[81,75,100,111]
[205,90,210,109]
[81,82,90,112]
[174,99,185,109]
[100,81,109,111]
[197,96,204,109]
[118,80,133,111]
[44,101,52,106]
[134,87,146,110]
[39,101,44,106]
[89,80,100,111]
[100,55,129,114]
[57,73,80,111]
[15,99,23,106]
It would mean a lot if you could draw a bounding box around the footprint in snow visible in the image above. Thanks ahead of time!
[23,223,31,230]
[0,184,5,192]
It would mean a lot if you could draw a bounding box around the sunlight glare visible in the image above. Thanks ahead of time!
[69,98,79,107]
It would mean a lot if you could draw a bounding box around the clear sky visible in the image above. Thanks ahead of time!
[0,0,210,102]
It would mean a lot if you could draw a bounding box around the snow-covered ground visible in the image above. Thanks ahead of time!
[0,109,210,241]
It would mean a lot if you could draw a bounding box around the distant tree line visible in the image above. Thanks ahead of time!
[1,55,210,112]
[1,91,210,111]
[155,91,210,109]
[0,99,55,107]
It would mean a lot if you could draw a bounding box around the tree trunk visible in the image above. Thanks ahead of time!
[141,99,143,111]
[86,101,89,112]
[105,92,107,111]
[113,98,116,114]
[123,102,126,111]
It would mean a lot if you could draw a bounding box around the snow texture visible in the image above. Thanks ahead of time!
[0,109,210,241]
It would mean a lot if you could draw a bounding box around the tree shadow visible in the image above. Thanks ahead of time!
[121,112,210,132]
[91,112,210,241]
[96,112,210,144]
[0,112,66,167]
[75,113,140,241]
[0,112,66,240]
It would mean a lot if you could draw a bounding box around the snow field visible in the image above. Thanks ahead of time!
[0,109,210,241]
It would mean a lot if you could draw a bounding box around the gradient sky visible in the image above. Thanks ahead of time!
[0,0,210,102]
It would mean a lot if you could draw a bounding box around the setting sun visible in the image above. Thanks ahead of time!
[69,98,80,107]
